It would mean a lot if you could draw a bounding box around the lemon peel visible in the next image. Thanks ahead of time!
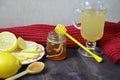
[0,52,21,79]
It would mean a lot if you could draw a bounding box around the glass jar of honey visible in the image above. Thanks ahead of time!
[46,31,67,60]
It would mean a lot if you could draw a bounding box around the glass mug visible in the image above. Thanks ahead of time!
[73,0,107,57]
[46,31,67,60]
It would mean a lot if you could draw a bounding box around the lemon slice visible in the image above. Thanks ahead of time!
[11,52,40,62]
[17,37,27,49]
[0,31,17,52]
[22,44,42,53]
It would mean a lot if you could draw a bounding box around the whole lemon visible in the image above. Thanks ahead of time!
[0,52,21,79]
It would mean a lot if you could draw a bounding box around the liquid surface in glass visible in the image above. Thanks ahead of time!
[81,9,106,42]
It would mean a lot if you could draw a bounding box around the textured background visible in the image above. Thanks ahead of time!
[0,0,120,27]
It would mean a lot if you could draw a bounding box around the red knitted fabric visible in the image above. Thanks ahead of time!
[0,24,85,47]
[98,22,120,64]
[0,22,120,64]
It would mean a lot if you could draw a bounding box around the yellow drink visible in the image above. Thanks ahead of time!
[81,9,106,42]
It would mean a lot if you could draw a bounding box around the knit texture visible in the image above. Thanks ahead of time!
[0,22,120,64]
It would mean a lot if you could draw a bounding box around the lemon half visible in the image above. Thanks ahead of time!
[0,31,17,52]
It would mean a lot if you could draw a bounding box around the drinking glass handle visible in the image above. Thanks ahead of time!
[72,8,81,30]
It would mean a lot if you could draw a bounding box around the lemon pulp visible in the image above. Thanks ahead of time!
[17,37,27,50]
[0,31,17,52]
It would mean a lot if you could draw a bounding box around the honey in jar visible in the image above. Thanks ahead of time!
[46,31,67,60]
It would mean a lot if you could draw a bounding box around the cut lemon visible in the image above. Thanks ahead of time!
[0,31,17,52]
[17,37,27,50]
[21,44,42,53]
[11,52,40,62]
